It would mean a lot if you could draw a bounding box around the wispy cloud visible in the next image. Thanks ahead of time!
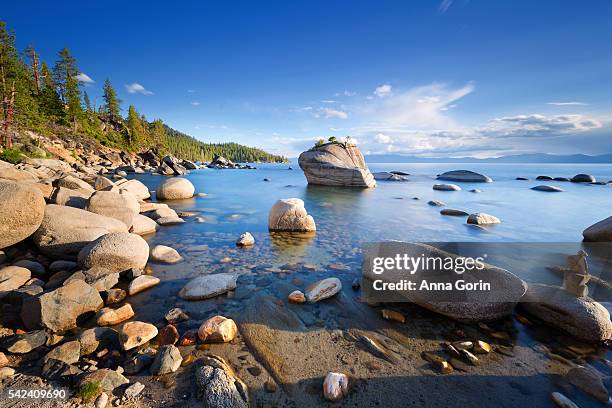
[75,72,94,84]
[321,100,336,104]
[125,83,153,95]
[439,0,453,13]
[191,101,201,106]
[316,107,348,119]
[187,89,195,93]
[335,90,356,97]
[547,101,588,106]
[374,84,392,98]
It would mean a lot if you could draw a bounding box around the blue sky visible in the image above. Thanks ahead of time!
[4,0,612,157]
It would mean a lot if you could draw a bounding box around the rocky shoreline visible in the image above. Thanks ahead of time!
[1,146,612,407]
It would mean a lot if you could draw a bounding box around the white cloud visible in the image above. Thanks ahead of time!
[125,83,153,95]
[321,100,336,104]
[374,133,392,144]
[75,73,94,84]
[439,0,453,13]
[484,114,602,137]
[317,107,348,119]
[187,89,195,93]
[374,84,392,98]
[335,90,356,97]
[547,101,588,106]
[191,101,201,106]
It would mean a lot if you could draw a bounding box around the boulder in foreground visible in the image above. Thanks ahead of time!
[520,283,612,342]
[33,205,128,259]
[78,232,149,272]
[437,170,492,183]
[179,273,237,300]
[21,280,103,332]
[195,355,249,408]
[0,180,46,249]
[298,142,376,188]
[583,216,612,242]
[268,198,316,232]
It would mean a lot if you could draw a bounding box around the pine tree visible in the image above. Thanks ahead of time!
[83,91,92,112]
[39,62,64,120]
[102,78,121,122]
[25,45,40,94]
[152,119,165,151]
[53,47,82,129]
[126,105,144,146]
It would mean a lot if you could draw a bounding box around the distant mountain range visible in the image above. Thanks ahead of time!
[363,153,612,164]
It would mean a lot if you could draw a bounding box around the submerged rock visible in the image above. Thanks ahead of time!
[437,170,492,183]
[565,365,609,402]
[0,180,46,249]
[305,278,342,303]
[582,216,612,242]
[298,143,376,187]
[373,172,407,181]
[268,198,316,232]
[440,209,468,216]
[128,275,160,295]
[236,232,255,247]
[179,273,237,300]
[521,283,612,342]
[150,245,183,264]
[428,200,446,207]
[531,185,563,192]
[288,290,306,304]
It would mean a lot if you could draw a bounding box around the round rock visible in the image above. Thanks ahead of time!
[78,232,149,272]
[0,180,46,249]
[156,178,195,200]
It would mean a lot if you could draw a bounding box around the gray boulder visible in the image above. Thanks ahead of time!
[298,143,375,188]
[531,185,563,192]
[195,355,249,408]
[150,344,182,375]
[521,283,612,342]
[156,178,195,200]
[179,273,237,300]
[571,174,596,183]
[437,170,492,183]
[85,190,139,228]
[33,205,128,259]
[78,232,149,272]
[49,186,91,208]
[433,183,461,191]
[583,216,612,242]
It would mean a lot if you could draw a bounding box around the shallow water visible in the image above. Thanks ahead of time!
[128,162,612,317]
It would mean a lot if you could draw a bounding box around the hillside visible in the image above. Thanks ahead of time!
[0,19,285,164]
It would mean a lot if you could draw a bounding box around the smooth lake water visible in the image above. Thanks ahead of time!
[126,162,612,324]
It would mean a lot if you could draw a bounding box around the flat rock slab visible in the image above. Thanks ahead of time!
[531,185,563,192]
[437,170,492,183]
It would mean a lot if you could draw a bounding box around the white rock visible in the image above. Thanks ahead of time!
[78,232,149,272]
[0,180,46,249]
[150,245,183,264]
[179,273,237,300]
[323,372,349,402]
[305,278,342,303]
[433,183,461,191]
[128,275,160,295]
[0,266,31,298]
[268,198,316,232]
[467,212,501,225]
[156,178,195,200]
[236,232,255,246]
[130,214,158,235]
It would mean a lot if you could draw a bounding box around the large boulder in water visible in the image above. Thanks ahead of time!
[156,178,195,200]
[571,174,596,183]
[583,217,612,242]
[362,242,527,322]
[268,198,316,232]
[0,180,46,249]
[33,205,128,259]
[520,284,612,342]
[78,232,149,272]
[437,170,492,183]
[298,143,375,188]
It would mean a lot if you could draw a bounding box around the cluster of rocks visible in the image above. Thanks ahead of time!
[0,155,220,404]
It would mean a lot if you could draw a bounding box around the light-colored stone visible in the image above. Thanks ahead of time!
[288,290,306,304]
[0,366,15,379]
[85,191,139,228]
[78,327,117,355]
[21,280,103,332]
[156,216,185,225]
[128,275,160,295]
[298,143,376,187]
[97,304,135,326]
[305,278,341,303]
[467,212,501,225]
[0,180,46,249]
[236,232,255,246]
[78,232,149,272]
[0,166,38,182]
[0,266,31,298]
[583,216,612,242]
[130,214,158,235]
[124,382,145,399]
[94,392,108,408]
[268,198,316,232]
[33,205,128,259]
[156,178,195,200]
[179,273,237,300]
[116,179,150,200]
[565,365,608,402]
[195,356,249,408]
[198,315,238,343]
[323,372,349,402]
[521,283,612,342]
[55,175,94,193]
[44,340,80,364]
[150,245,183,264]
[49,186,91,208]
[79,368,129,392]
[119,321,158,351]
[94,176,114,190]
